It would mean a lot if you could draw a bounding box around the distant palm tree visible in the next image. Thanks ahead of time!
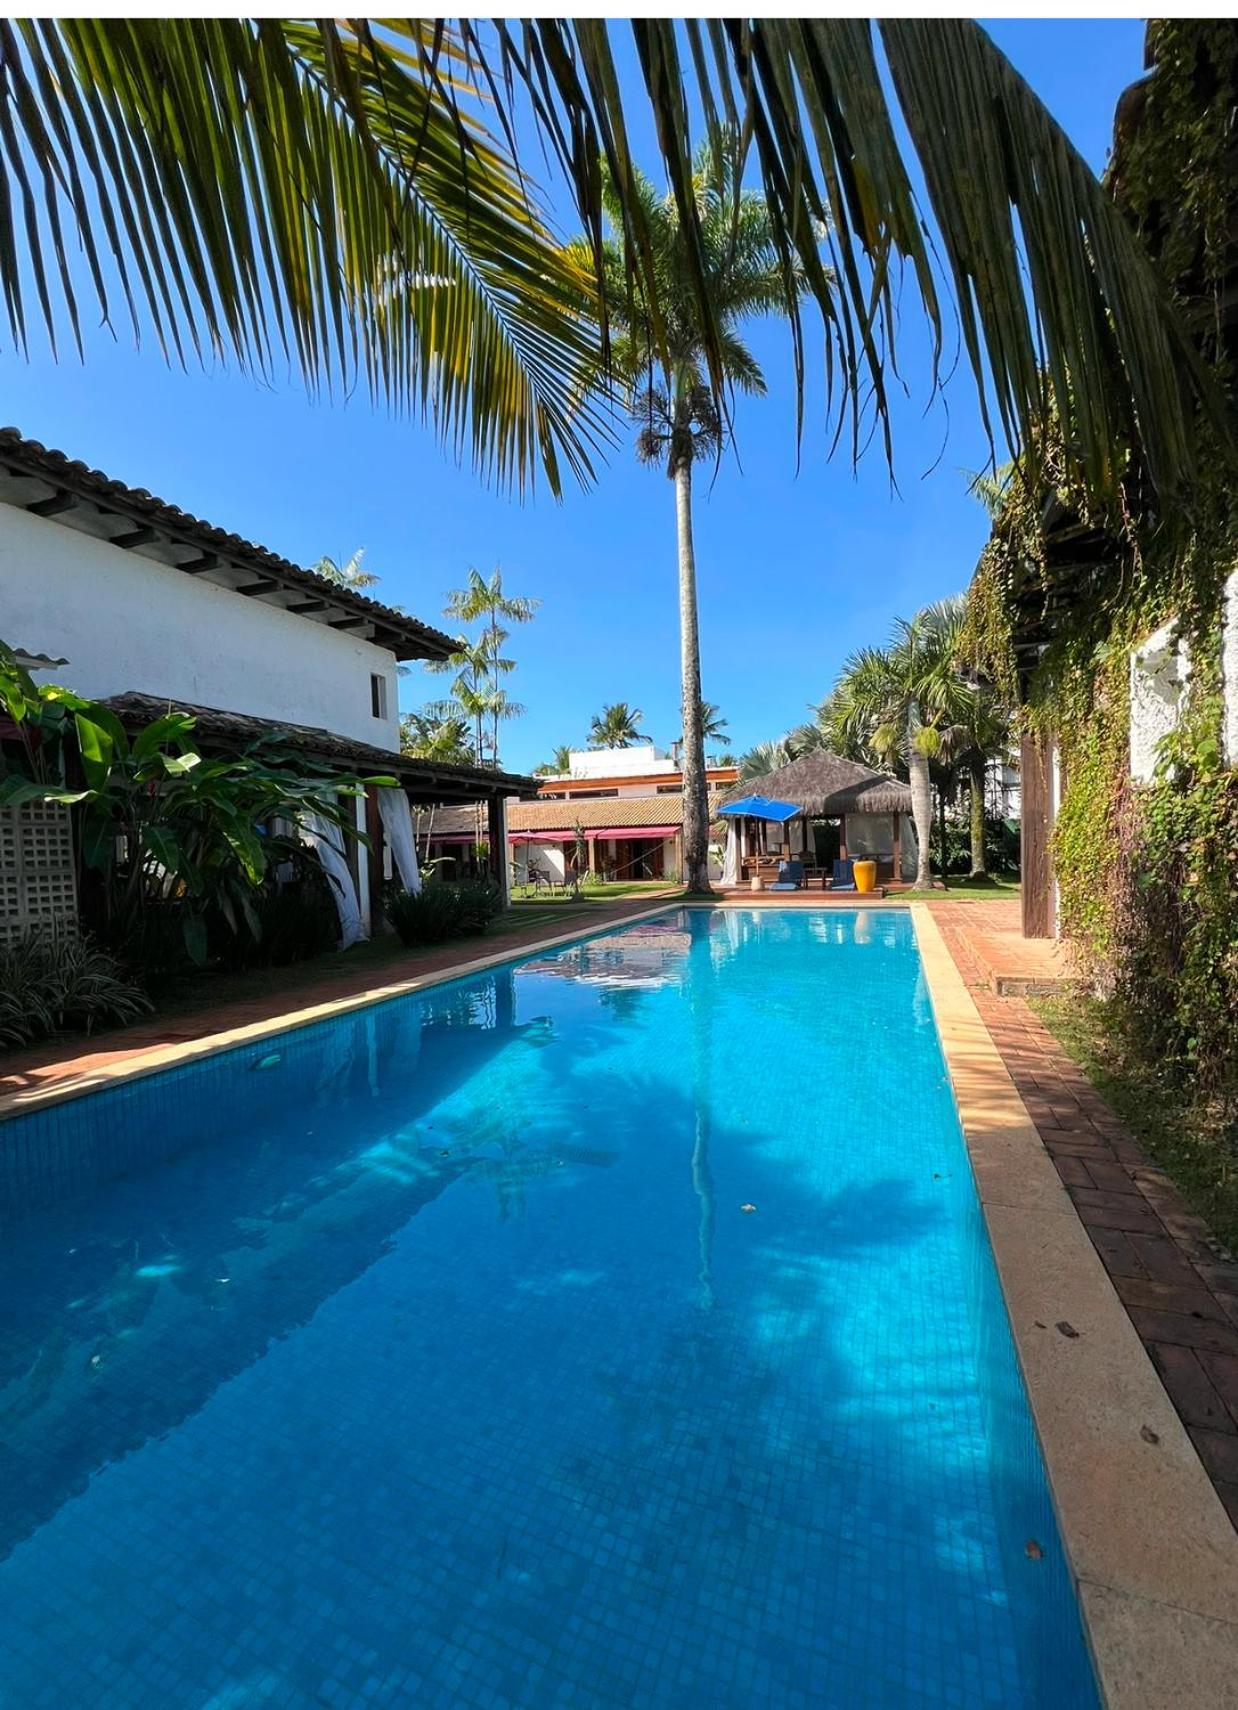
[589,703,644,749]
[400,709,474,766]
[312,549,378,590]
[823,599,972,889]
[572,139,806,892]
[699,702,729,749]
[437,567,539,768]
[534,745,575,777]
[738,739,796,782]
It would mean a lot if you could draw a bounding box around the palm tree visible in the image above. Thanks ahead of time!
[312,550,378,591]
[589,703,644,749]
[400,709,474,766]
[699,702,729,752]
[534,745,575,778]
[574,143,801,892]
[739,739,797,782]
[400,705,476,857]
[440,567,539,768]
[825,600,973,889]
[957,690,1015,880]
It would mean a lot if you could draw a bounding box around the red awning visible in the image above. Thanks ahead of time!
[506,829,578,842]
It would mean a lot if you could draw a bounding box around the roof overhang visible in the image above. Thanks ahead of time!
[0,428,456,663]
[103,692,535,805]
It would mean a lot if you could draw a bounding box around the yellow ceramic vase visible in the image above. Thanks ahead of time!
[853,859,877,894]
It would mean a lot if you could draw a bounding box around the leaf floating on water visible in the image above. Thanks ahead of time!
[1141,1425,1160,1445]
[1025,1539,1043,1560]
[1055,1321,1080,1339]
[740,1203,757,1215]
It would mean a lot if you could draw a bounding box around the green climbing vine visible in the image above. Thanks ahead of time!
[966,21,1238,1118]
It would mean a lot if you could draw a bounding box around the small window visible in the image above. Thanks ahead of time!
[370,673,388,720]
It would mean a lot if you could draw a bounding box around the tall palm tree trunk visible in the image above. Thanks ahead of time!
[907,744,934,890]
[675,457,710,893]
[969,754,988,879]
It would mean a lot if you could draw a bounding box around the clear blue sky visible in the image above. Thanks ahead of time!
[0,20,1145,774]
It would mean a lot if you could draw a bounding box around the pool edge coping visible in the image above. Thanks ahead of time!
[0,902,685,1123]
[910,901,1238,1709]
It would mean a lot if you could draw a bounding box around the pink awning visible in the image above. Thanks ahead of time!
[506,829,578,842]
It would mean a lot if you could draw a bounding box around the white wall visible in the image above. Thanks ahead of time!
[556,743,676,780]
[0,502,402,751]
[1224,569,1238,765]
[1129,617,1189,785]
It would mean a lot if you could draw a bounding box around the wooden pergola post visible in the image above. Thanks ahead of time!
[891,810,901,882]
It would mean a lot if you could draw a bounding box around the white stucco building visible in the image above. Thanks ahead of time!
[0,427,530,938]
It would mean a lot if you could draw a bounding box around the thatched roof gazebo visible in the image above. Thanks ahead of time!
[716,750,914,884]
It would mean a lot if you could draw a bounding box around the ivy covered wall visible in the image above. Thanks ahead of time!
[969,21,1238,1114]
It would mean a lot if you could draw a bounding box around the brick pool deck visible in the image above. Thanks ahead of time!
[4,889,1238,1550]
[931,898,1238,1533]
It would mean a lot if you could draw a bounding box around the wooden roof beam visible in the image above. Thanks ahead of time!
[27,489,78,518]
[109,525,158,550]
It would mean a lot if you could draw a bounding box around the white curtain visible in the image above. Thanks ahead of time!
[377,786,422,895]
[721,818,740,886]
[302,811,366,948]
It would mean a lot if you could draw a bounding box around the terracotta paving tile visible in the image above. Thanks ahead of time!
[1114,1275,1227,1319]
[1067,1186,1167,1235]
[1198,1352,1238,1429]
[1189,1428,1238,1485]
[925,894,1238,1535]
[1127,1308,1238,1357]
[1126,1232,1209,1286]
[1148,1344,1234,1431]
[1087,1226,1151,1280]
[1053,1155,1095,1189]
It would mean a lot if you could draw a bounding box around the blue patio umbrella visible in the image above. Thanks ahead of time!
[717,794,800,821]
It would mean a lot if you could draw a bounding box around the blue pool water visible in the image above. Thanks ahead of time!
[0,908,1099,1709]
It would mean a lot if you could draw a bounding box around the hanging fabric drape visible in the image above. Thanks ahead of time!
[301,811,366,948]
[721,818,740,887]
[377,786,421,895]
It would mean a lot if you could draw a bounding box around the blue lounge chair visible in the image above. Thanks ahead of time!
[831,858,856,892]
[768,859,804,892]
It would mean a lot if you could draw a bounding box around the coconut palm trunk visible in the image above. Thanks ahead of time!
[675,455,710,893]
[968,755,989,879]
[907,742,934,890]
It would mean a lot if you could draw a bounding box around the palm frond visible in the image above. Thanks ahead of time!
[0,19,610,495]
[469,18,1229,501]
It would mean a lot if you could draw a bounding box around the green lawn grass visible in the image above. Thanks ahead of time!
[899,874,1022,902]
[508,879,678,903]
[1034,992,1238,1255]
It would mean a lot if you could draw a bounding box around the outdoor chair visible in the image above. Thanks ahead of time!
[831,858,857,892]
[768,859,804,892]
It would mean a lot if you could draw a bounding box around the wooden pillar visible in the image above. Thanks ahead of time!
[587,835,598,876]
[487,793,509,905]
[1020,729,1053,938]
[891,811,900,882]
[839,817,849,860]
[364,784,384,931]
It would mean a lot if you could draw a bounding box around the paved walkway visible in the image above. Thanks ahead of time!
[931,899,1238,1530]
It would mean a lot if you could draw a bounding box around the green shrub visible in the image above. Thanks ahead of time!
[0,931,151,1050]
[387,878,502,947]
[211,871,339,970]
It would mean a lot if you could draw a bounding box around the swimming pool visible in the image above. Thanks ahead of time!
[0,907,1098,1708]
